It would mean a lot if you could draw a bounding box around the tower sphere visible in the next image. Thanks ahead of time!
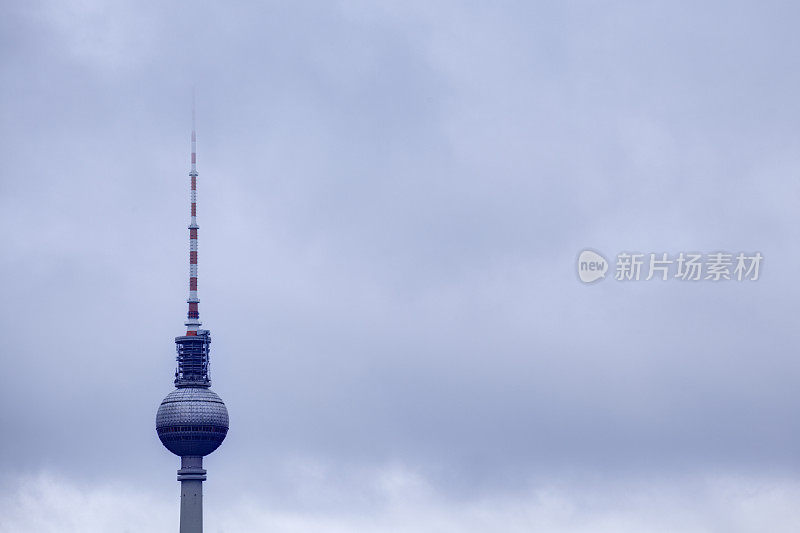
[156,387,229,457]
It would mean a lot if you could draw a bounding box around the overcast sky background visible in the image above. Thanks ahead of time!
[2,1,800,531]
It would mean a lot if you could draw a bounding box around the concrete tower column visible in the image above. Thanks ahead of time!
[178,456,206,533]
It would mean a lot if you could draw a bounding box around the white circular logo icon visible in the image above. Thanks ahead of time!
[578,250,608,283]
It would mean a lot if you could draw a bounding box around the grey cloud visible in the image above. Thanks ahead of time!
[1,0,799,523]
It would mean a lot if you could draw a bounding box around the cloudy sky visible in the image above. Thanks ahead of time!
[2,1,800,531]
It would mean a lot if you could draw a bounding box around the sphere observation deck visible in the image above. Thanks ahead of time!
[156,387,229,457]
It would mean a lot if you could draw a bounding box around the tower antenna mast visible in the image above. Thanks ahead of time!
[186,89,200,336]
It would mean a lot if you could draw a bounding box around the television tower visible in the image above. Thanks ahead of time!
[156,100,229,533]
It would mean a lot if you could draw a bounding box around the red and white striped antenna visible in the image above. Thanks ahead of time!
[186,92,201,335]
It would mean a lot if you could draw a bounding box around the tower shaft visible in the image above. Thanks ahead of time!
[178,456,205,533]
